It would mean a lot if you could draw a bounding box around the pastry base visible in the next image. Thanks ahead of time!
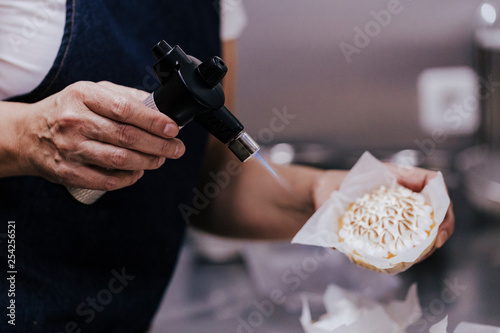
[346,237,437,275]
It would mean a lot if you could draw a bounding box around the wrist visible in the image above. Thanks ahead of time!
[311,169,349,210]
[0,101,38,178]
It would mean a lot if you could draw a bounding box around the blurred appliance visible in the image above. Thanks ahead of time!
[475,1,500,149]
[456,1,500,217]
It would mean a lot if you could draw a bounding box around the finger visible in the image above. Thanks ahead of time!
[82,113,185,158]
[436,205,455,248]
[73,140,174,171]
[76,82,179,139]
[97,81,150,103]
[397,169,433,192]
[397,174,429,192]
[385,163,436,192]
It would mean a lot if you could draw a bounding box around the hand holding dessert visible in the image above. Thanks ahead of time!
[312,165,454,252]
[297,152,455,273]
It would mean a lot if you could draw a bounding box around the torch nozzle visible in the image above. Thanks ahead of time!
[152,40,172,60]
[228,132,260,162]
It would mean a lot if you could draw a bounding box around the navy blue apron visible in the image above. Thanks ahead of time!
[0,1,220,332]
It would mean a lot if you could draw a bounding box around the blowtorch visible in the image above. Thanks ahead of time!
[68,40,260,204]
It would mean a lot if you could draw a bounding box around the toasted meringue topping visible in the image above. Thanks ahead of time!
[339,185,434,258]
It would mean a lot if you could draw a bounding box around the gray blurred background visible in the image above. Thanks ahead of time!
[237,0,483,150]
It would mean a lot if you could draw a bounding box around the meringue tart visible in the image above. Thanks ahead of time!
[338,184,435,263]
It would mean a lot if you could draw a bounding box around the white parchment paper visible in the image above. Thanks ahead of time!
[292,151,450,273]
[300,284,500,333]
[300,284,421,333]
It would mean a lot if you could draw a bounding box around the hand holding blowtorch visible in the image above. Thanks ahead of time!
[68,40,259,204]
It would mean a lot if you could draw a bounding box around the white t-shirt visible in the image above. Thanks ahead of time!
[0,0,247,100]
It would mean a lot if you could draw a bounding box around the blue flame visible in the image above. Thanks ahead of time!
[253,152,279,179]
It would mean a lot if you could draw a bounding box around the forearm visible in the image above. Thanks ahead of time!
[192,147,324,239]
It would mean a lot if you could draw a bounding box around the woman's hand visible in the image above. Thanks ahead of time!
[311,165,455,251]
[11,81,185,190]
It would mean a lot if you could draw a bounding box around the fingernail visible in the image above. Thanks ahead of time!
[164,123,178,137]
[174,143,184,158]
[437,231,448,248]
[157,157,166,167]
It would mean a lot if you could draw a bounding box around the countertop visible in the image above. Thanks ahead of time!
[150,183,500,333]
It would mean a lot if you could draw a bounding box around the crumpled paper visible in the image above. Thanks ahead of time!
[292,151,450,274]
[300,285,500,333]
[300,283,421,333]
